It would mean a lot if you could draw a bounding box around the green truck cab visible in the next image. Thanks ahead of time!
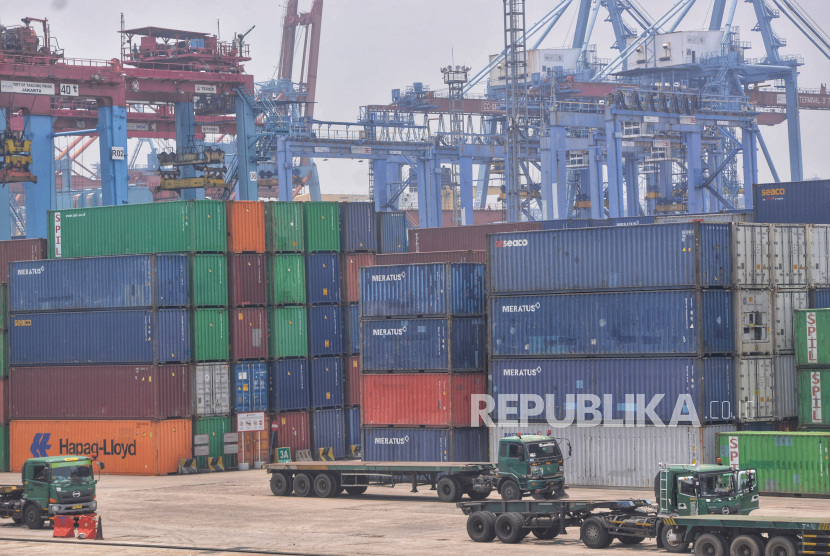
[0,456,100,529]
[496,434,567,500]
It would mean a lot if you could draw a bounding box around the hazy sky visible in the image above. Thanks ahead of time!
[4,0,830,194]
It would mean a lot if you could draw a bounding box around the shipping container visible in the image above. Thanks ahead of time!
[306,253,341,305]
[774,355,797,420]
[736,357,774,421]
[0,331,6,378]
[795,309,830,367]
[717,431,830,495]
[190,254,228,307]
[193,416,236,470]
[308,305,343,357]
[772,225,808,289]
[271,411,311,460]
[267,254,306,305]
[361,317,486,371]
[375,251,486,265]
[362,373,486,427]
[10,309,190,365]
[814,289,830,309]
[229,307,267,360]
[194,362,230,416]
[491,424,736,487]
[340,253,375,303]
[310,356,344,409]
[0,377,6,424]
[238,427,270,467]
[732,224,771,288]
[0,238,46,283]
[798,368,830,427]
[487,223,731,294]
[377,211,407,254]
[773,290,808,353]
[409,222,541,253]
[736,290,773,355]
[10,419,192,475]
[541,216,657,229]
[228,254,266,307]
[313,408,345,460]
[9,255,189,312]
[345,407,360,453]
[303,202,340,253]
[48,201,227,258]
[265,202,304,253]
[9,365,191,420]
[489,290,733,358]
[340,202,376,253]
[754,180,830,224]
[360,263,486,317]
[234,361,268,412]
[809,225,830,287]
[655,213,754,224]
[227,201,265,253]
[269,358,310,412]
[344,304,359,355]
[268,306,308,359]
[192,308,229,361]
[0,425,7,471]
[344,355,360,407]
[363,428,488,462]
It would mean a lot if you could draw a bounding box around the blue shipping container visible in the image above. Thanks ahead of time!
[541,216,655,230]
[362,428,488,462]
[361,317,486,371]
[340,202,376,252]
[269,359,310,412]
[306,253,341,305]
[310,356,344,409]
[813,289,830,308]
[488,223,731,293]
[360,263,485,317]
[313,408,346,460]
[234,361,269,412]
[490,357,734,424]
[10,309,190,365]
[345,303,359,354]
[345,407,361,450]
[308,305,343,356]
[754,180,830,224]
[489,290,733,357]
[10,254,189,312]
[377,211,407,254]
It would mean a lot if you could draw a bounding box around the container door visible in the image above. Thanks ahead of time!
[216,364,230,415]
[734,225,770,287]
[809,226,830,287]
[773,225,808,288]
[196,365,211,415]
[774,292,807,353]
[237,368,249,412]
[255,364,267,411]
[737,358,774,421]
[737,290,772,355]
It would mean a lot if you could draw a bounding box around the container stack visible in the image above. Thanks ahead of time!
[359,262,488,462]
[794,308,830,429]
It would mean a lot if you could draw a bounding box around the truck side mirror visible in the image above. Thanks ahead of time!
[96,462,105,469]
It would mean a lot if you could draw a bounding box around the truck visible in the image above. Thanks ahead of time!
[264,433,568,502]
[458,463,760,548]
[0,456,101,529]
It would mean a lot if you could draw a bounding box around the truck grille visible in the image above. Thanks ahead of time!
[57,489,94,504]
[707,503,741,515]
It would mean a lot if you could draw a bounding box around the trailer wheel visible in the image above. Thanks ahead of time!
[495,512,525,544]
[22,503,44,530]
[580,517,612,549]
[765,536,797,556]
[730,534,763,556]
[660,523,691,553]
[531,526,560,540]
[437,476,462,503]
[499,480,522,501]
[466,511,497,542]
[293,472,315,497]
[344,486,368,495]
[694,533,728,556]
[270,472,293,496]
[619,536,645,545]
[314,473,338,498]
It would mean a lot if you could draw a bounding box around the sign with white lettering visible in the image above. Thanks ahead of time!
[1,80,55,95]
[351,146,371,155]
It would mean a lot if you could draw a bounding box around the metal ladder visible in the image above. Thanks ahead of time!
[658,463,671,514]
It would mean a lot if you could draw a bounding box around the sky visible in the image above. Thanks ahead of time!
[3,0,830,195]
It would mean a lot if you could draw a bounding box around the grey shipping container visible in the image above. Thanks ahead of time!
[736,290,773,356]
[773,290,808,353]
[194,362,231,416]
[771,225,808,289]
[376,211,407,254]
[340,202,376,253]
[774,355,797,420]
[735,357,774,422]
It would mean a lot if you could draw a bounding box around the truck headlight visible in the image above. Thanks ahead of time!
[90,501,97,511]
[50,505,59,512]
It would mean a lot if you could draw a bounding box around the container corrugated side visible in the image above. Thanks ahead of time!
[193,416,236,469]
[267,254,306,305]
[9,365,191,420]
[772,225,808,288]
[0,378,7,424]
[798,368,830,426]
[269,359,310,412]
[308,305,343,357]
[227,201,265,253]
[269,306,308,358]
[194,362,230,416]
[0,425,7,471]
[272,411,311,459]
[0,238,46,283]
[234,361,268,412]
[773,290,808,353]
[408,222,541,253]
[190,254,228,307]
[774,355,797,420]
[344,304,359,355]
[703,357,736,423]
[228,254,266,307]
[376,251,486,265]
[363,428,487,462]
[490,424,735,487]
[345,407,360,451]
[809,225,830,287]
[340,202,376,253]
[345,355,360,407]
[754,180,830,224]
[341,253,375,303]
[733,223,771,287]
[306,253,341,305]
[717,431,830,495]
[736,357,775,421]
[487,223,731,294]
[229,307,267,360]
[10,419,192,475]
[814,289,830,309]
[736,290,773,356]
[310,356,344,409]
[377,211,407,254]
[265,202,304,253]
[312,408,345,460]
[192,308,229,361]
[303,202,340,253]
[795,309,830,366]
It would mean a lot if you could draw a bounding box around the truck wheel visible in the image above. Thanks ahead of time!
[580,517,612,549]
[467,489,491,501]
[293,472,315,497]
[344,486,368,495]
[466,511,497,542]
[531,526,560,540]
[270,472,293,496]
[500,480,522,501]
[661,524,691,553]
[437,477,462,503]
[23,503,44,530]
[695,533,728,556]
[765,536,797,556]
[495,512,525,544]
[730,534,763,556]
[314,473,338,498]
[619,536,645,544]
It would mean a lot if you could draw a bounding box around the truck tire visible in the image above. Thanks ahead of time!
[466,511,497,542]
[11,518,22,524]
[695,533,728,556]
[730,534,763,556]
[22,503,44,530]
[499,480,522,501]
[531,526,560,540]
[581,517,612,549]
[619,536,645,544]
[270,472,293,496]
[314,473,338,498]
[765,536,797,556]
[344,486,368,495]
[495,512,525,544]
[437,476,462,503]
[467,489,491,501]
[661,523,691,553]
[293,472,315,497]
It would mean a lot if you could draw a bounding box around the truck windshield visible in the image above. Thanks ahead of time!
[699,473,735,497]
[525,441,561,460]
[50,464,93,484]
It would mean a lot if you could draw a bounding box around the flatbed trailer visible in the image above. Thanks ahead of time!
[264,461,499,502]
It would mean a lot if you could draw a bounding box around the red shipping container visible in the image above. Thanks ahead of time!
[345,355,360,407]
[271,411,310,460]
[408,222,541,253]
[9,365,191,420]
[376,251,486,265]
[361,373,486,427]
[0,239,46,282]
[227,201,266,253]
[340,253,375,303]
[0,378,8,424]
[228,254,266,307]
[230,307,268,360]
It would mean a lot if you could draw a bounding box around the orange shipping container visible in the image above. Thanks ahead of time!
[227,201,266,253]
[238,415,271,467]
[10,419,191,476]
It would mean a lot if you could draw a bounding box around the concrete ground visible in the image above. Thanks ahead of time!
[0,470,828,555]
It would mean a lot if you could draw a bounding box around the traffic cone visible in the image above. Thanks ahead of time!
[96,516,104,540]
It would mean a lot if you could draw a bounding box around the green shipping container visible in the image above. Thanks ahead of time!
[0,332,7,379]
[269,306,308,358]
[190,254,228,307]
[267,254,306,305]
[0,425,8,472]
[795,309,830,367]
[265,202,304,253]
[192,308,229,361]
[798,369,830,427]
[717,431,830,495]
[48,201,227,259]
[193,416,236,470]
[303,202,340,253]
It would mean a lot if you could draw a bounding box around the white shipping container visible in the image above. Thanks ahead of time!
[773,290,808,353]
[733,224,771,288]
[736,289,773,355]
[489,48,583,83]
[489,424,736,488]
[772,225,808,289]
[773,355,797,420]
[736,357,775,422]
[637,30,724,68]
[195,363,230,416]
[809,225,830,287]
